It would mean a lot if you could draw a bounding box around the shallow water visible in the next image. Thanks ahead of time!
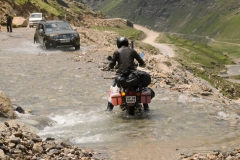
[0,28,240,159]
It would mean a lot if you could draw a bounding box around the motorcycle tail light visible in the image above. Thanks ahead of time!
[121,92,126,97]
[128,90,134,96]
[136,92,141,96]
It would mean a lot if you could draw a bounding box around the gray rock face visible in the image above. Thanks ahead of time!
[0,90,17,118]
[84,0,237,36]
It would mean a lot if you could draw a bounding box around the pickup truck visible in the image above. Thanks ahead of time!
[29,13,44,28]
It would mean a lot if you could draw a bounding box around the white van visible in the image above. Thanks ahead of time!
[29,13,44,28]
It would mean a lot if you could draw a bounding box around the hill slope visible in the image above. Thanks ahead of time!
[84,0,240,42]
[0,0,103,26]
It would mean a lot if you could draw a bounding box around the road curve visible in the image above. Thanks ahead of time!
[134,24,175,57]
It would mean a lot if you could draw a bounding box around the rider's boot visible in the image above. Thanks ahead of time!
[106,102,114,111]
[143,103,149,111]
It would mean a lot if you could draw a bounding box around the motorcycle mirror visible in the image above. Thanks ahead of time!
[140,52,145,58]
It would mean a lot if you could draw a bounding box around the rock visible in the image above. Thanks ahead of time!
[16,144,26,151]
[32,137,42,143]
[154,72,167,78]
[14,132,23,137]
[15,106,25,113]
[44,141,56,148]
[48,148,60,155]
[0,149,5,159]
[46,137,55,141]
[156,62,172,74]
[0,90,17,118]
[32,142,43,154]
[8,143,15,149]
[200,92,213,96]
[10,137,20,144]
[0,120,37,134]
[4,122,10,127]
[12,17,28,27]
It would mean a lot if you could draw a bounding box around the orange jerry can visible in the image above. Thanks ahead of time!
[108,85,122,106]
[141,88,152,104]
[111,93,123,106]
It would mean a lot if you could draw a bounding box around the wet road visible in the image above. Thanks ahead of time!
[0,28,240,160]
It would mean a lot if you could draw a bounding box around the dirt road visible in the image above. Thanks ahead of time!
[134,24,175,57]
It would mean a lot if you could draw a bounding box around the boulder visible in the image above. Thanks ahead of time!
[12,16,28,27]
[0,90,17,118]
[0,149,5,159]
[32,142,43,154]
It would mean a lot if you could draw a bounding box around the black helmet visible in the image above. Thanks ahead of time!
[117,37,129,48]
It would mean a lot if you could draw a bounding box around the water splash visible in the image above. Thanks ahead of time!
[70,134,104,143]
[218,111,229,119]
[38,109,106,137]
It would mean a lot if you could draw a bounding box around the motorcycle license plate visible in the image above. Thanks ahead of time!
[126,96,136,103]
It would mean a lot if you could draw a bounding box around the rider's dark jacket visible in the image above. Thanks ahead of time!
[109,46,145,74]
[6,15,12,25]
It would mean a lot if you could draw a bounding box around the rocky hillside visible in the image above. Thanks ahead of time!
[84,0,240,42]
[0,0,104,27]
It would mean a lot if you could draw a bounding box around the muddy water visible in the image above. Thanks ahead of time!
[0,28,240,159]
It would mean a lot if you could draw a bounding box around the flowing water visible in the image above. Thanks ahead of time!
[0,28,240,159]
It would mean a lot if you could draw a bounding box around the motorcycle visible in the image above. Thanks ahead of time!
[107,52,154,116]
[107,81,153,116]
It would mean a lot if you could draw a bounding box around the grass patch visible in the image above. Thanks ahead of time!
[71,5,82,14]
[209,42,240,59]
[15,0,27,5]
[92,26,142,40]
[167,36,232,67]
[33,0,62,16]
[70,3,98,16]
[230,75,240,80]
[15,0,63,16]
[101,0,123,14]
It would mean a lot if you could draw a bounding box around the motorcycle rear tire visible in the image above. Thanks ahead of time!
[127,105,135,116]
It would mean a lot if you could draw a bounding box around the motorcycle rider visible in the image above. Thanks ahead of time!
[106,36,150,111]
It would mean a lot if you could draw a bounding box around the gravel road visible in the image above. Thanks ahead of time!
[134,24,175,57]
